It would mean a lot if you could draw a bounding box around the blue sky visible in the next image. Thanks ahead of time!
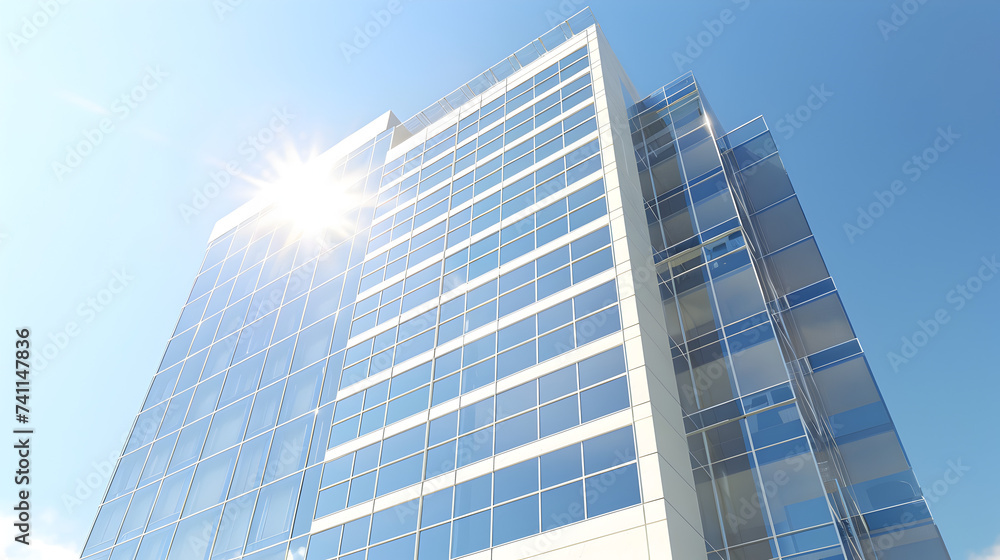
[1,1,996,559]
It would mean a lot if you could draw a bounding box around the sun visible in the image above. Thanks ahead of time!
[247,144,362,238]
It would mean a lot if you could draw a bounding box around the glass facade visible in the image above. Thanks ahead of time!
[81,8,949,560]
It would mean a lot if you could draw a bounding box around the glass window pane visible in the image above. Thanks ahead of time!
[166,505,222,560]
[134,524,174,560]
[585,463,641,517]
[494,458,538,503]
[451,510,490,557]
[246,474,301,552]
[119,482,159,542]
[579,377,630,423]
[263,416,312,483]
[184,448,239,516]
[582,426,635,475]
[147,466,195,530]
[541,480,585,531]
[454,474,492,516]
[539,395,578,437]
[421,487,454,529]
[370,499,419,544]
[204,397,252,456]
[83,495,130,555]
[492,494,539,546]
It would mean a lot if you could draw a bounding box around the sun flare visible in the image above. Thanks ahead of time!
[247,144,361,238]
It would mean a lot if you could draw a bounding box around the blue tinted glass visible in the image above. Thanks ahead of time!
[316,482,348,517]
[184,447,238,516]
[230,433,269,497]
[578,346,626,389]
[375,454,423,496]
[368,534,416,560]
[263,415,311,483]
[278,364,323,423]
[434,350,461,379]
[205,396,252,456]
[420,486,454,528]
[359,404,386,435]
[538,365,577,403]
[585,463,641,517]
[461,359,495,393]
[333,392,363,422]
[370,499,419,544]
[493,494,540,546]
[463,336,496,367]
[571,246,612,281]
[456,426,493,467]
[497,380,537,420]
[451,511,491,557]
[538,325,575,362]
[541,480,586,531]
[536,245,569,274]
[573,281,617,318]
[459,397,494,434]
[495,411,538,453]
[431,374,460,406]
[498,317,535,351]
[454,474,492,516]
[306,527,341,560]
[244,472,300,553]
[428,412,458,445]
[347,472,376,507]
[339,516,371,554]
[494,458,539,503]
[580,377,630,423]
[364,380,390,408]
[537,267,571,299]
[167,417,210,473]
[327,416,359,448]
[575,305,620,345]
[418,524,450,560]
[539,395,579,437]
[425,440,456,478]
[381,425,426,464]
[497,341,536,380]
[583,426,636,475]
[538,300,573,334]
[354,443,381,474]
[386,386,430,425]
[390,363,432,398]
[133,524,173,560]
[541,444,583,489]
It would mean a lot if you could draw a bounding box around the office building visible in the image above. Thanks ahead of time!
[80,9,950,560]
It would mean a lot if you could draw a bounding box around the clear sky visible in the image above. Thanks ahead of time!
[1,1,996,559]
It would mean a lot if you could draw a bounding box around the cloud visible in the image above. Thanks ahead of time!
[0,513,82,560]
[970,537,1000,560]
